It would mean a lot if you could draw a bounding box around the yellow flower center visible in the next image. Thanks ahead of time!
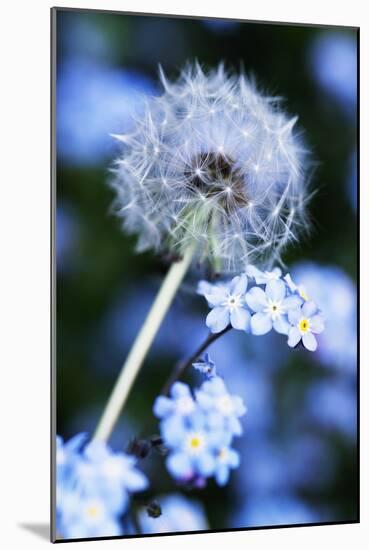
[225,294,241,310]
[218,448,228,462]
[190,436,201,449]
[300,289,309,301]
[86,505,99,519]
[186,432,205,455]
[265,299,284,320]
[298,318,310,334]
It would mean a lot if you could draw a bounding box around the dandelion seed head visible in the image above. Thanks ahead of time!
[110,63,311,272]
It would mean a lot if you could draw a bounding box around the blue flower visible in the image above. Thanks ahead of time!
[56,434,148,539]
[57,58,156,166]
[76,441,148,510]
[57,492,123,539]
[246,279,302,336]
[154,371,246,486]
[138,494,208,533]
[287,301,325,351]
[195,376,246,437]
[309,32,357,112]
[56,433,87,492]
[232,493,318,528]
[213,446,240,486]
[153,382,196,419]
[291,263,356,370]
[200,274,251,333]
[304,379,357,439]
[162,410,221,481]
[284,273,310,301]
[246,264,282,285]
[192,353,217,378]
[199,267,325,351]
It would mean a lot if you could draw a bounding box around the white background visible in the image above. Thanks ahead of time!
[0,0,367,547]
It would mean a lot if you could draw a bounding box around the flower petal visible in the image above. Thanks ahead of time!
[284,273,297,292]
[230,307,250,331]
[124,469,148,492]
[288,308,302,325]
[230,273,248,295]
[233,395,247,416]
[195,390,214,411]
[228,449,240,468]
[206,306,230,333]
[271,267,282,278]
[310,314,325,334]
[153,396,173,418]
[197,280,215,296]
[302,331,318,351]
[215,465,229,486]
[265,279,286,301]
[196,452,216,476]
[288,326,301,348]
[229,416,243,436]
[282,295,303,311]
[171,381,191,399]
[250,312,273,335]
[65,433,88,453]
[246,265,262,280]
[166,452,193,479]
[204,286,228,307]
[273,315,290,335]
[161,416,186,447]
[302,301,318,318]
[245,287,267,312]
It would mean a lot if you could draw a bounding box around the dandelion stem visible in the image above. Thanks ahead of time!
[93,245,195,442]
[161,325,232,395]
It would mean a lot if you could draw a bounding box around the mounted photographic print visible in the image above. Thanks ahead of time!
[51,7,359,542]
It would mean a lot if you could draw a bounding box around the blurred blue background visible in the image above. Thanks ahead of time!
[55,9,358,532]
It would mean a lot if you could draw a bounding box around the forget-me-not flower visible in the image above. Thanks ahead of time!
[193,353,217,378]
[195,376,246,436]
[75,441,149,511]
[57,491,123,539]
[246,265,282,285]
[309,32,357,112]
[56,433,148,539]
[292,262,355,370]
[57,58,156,166]
[284,273,309,301]
[246,279,302,335]
[162,411,221,481]
[213,445,241,486]
[287,301,325,351]
[57,433,87,483]
[138,493,208,533]
[201,274,250,333]
[153,365,246,486]
[199,266,324,350]
[153,382,196,419]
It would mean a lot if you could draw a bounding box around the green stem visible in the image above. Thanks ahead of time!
[93,245,195,442]
[161,325,232,395]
